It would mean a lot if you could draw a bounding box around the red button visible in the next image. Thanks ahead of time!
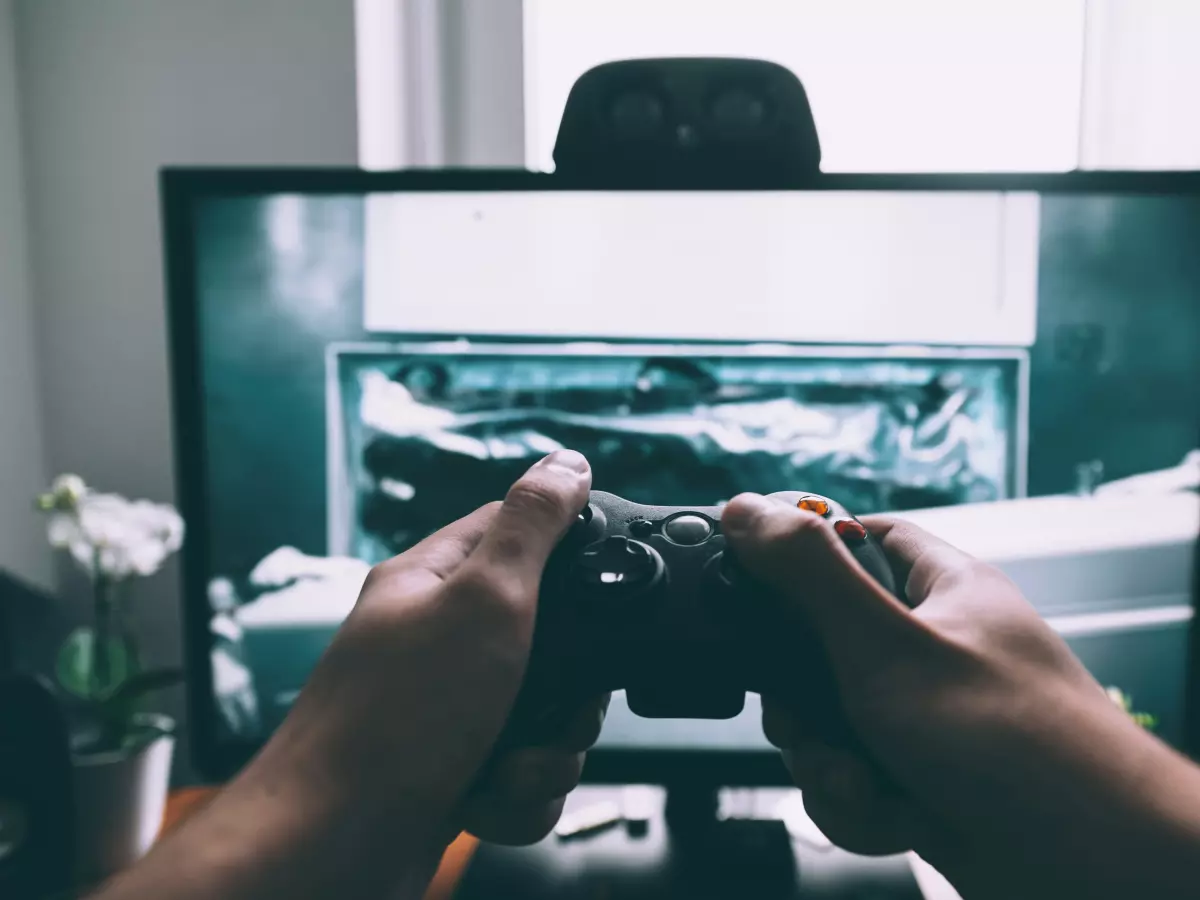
[834,519,868,544]
[796,496,831,517]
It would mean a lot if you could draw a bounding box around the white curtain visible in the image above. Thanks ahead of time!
[1079,0,1200,169]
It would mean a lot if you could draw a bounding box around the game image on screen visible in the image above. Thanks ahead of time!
[188,187,1199,752]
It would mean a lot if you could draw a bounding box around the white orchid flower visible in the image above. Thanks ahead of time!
[38,475,185,581]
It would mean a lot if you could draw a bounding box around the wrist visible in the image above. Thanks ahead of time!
[96,743,453,900]
[932,723,1200,900]
[231,733,455,895]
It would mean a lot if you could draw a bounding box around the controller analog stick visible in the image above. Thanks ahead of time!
[576,536,662,591]
[662,514,713,545]
[570,502,606,542]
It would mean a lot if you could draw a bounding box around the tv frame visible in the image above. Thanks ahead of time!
[161,166,1200,784]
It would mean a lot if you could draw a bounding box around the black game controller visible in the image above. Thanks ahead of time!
[504,490,902,744]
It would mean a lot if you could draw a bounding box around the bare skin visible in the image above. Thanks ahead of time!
[91,458,1200,899]
[92,449,601,900]
[723,492,1200,900]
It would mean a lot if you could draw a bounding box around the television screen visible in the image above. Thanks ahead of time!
[175,179,1200,768]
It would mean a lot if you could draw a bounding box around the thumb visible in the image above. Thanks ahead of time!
[721,493,914,669]
[459,449,593,603]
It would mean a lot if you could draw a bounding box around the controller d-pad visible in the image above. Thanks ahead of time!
[576,536,661,590]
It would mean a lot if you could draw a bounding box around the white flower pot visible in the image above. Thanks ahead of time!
[71,714,175,887]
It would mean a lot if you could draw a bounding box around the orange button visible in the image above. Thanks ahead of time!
[834,519,868,543]
[796,496,831,517]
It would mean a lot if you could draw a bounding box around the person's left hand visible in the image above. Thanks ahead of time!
[230,450,605,887]
[461,693,611,845]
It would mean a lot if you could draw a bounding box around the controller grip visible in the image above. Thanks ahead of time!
[487,489,907,759]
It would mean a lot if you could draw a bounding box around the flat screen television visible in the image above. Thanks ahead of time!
[162,169,1200,783]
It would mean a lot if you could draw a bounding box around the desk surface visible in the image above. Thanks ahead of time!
[164,787,961,899]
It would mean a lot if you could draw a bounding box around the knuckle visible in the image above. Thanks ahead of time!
[953,558,1005,591]
[360,560,396,595]
[486,527,534,568]
[790,508,830,536]
[918,555,990,599]
[446,563,526,614]
[505,475,574,526]
[782,509,837,554]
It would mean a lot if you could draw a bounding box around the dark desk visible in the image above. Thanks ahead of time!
[166,786,950,899]
[457,787,930,900]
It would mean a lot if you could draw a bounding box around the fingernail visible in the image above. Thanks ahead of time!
[722,493,776,537]
[538,449,590,475]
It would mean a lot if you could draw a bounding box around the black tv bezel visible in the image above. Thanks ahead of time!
[161,166,1200,785]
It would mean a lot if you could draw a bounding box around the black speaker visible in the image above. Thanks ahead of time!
[0,570,68,678]
[0,675,75,900]
[553,57,822,187]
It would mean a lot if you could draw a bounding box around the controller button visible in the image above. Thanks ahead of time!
[628,519,655,538]
[578,536,659,588]
[796,496,831,517]
[716,550,744,586]
[662,514,713,545]
[577,504,594,526]
[834,519,868,544]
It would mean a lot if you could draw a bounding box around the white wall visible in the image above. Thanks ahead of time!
[13,0,358,778]
[0,0,52,590]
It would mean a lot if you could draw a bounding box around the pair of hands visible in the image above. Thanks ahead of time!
[212,450,1198,900]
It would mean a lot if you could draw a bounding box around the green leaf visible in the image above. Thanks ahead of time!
[88,668,183,752]
[121,719,176,752]
[56,627,135,700]
[106,667,184,706]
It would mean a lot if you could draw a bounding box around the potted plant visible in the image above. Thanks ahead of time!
[36,474,185,885]
[1105,685,1158,731]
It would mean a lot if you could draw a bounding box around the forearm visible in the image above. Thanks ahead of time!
[938,734,1200,900]
[89,755,449,900]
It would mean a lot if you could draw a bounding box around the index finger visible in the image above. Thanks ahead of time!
[857,515,978,608]
[368,502,503,596]
[721,494,913,666]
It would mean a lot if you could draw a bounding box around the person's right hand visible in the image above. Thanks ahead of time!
[722,494,1200,900]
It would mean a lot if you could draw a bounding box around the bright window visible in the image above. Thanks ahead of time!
[524,0,1088,173]
[355,1,1200,172]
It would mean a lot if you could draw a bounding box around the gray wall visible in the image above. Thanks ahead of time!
[12,0,358,779]
[0,0,52,589]
[441,0,526,166]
